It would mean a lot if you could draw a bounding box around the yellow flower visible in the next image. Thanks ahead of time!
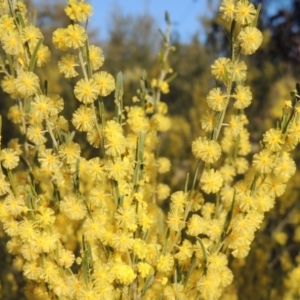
[58,248,75,268]
[156,253,174,273]
[58,141,81,164]
[104,120,126,156]
[201,110,216,133]
[192,137,221,163]
[7,106,23,124]
[0,174,11,196]
[87,126,102,148]
[112,231,133,252]
[206,87,228,111]
[2,31,23,55]
[21,25,43,44]
[174,240,193,261]
[113,263,136,285]
[157,157,171,173]
[167,207,185,231]
[115,206,137,231]
[137,262,152,278]
[72,105,94,132]
[88,45,104,71]
[0,15,16,32]
[60,195,87,220]
[27,125,47,145]
[233,85,252,109]
[1,75,17,95]
[0,148,19,170]
[58,53,79,78]
[38,149,61,171]
[238,27,263,55]
[219,0,235,22]
[187,214,207,236]
[232,60,247,82]
[52,28,68,51]
[211,57,233,81]
[15,72,40,98]
[74,78,99,104]
[235,0,257,25]
[35,44,51,67]
[87,157,105,182]
[200,168,223,194]
[65,0,93,22]
[263,128,284,152]
[65,24,87,49]
[31,95,52,120]
[252,149,275,174]
[93,71,115,97]
[4,194,25,217]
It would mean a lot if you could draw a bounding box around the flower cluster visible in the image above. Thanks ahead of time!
[0,0,299,299]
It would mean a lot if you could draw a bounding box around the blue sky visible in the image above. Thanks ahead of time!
[89,0,216,42]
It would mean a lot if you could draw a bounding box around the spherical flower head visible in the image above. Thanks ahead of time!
[0,15,16,32]
[58,53,79,78]
[52,28,68,51]
[206,87,228,111]
[263,128,284,152]
[31,95,52,120]
[201,110,216,133]
[65,0,93,22]
[15,72,40,98]
[35,44,51,67]
[151,113,171,132]
[58,141,81,164]
[60,195,87,220]
[187,214,207,236]
[156,253,174,273]
[0,174,11,196]
[157,157,171,173]
[88,157,105,182]
[174,239,193,261]
[87,126,102,148]
[219,0,235,22]
[27,125,47,145]
[234,0,257,25]
[93,71,115,97]
[170,191,187,210]
[264,175,286,198]
[274,152,296,181]
[137,262,152,278]
[74,78,99,104]
[38,149,61,171]
[233,85,252,109]
[211,57,233,81]
[2,31,23,55]
[192,137,221,163]
[7,105,22,124]
[88,45,104,71]
[238,27,263,55]
[0,148,19,170]
[167,208,185,231]
[103,120,126,156]
[72,105,94,132]
[21,25,43,44]
[114,263,136,285]
[1,75,17,95]
[200,168,223,194]
[156,183,171,202]
[252,149,275,174]
[65,24,87,49]
[232,60,247,82]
